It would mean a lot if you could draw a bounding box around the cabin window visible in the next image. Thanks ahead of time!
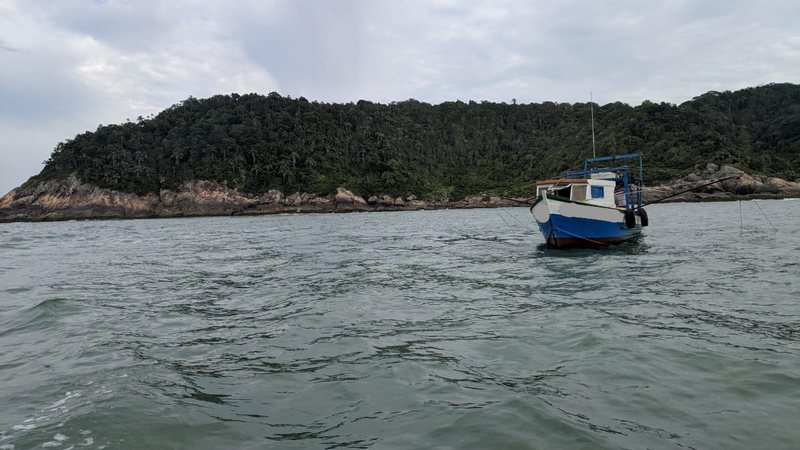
[553,186,571,198]
[571,185,587,201]
[591,186,604,198]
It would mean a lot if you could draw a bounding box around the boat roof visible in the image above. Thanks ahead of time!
[535,178,589,185]
[561,153,644,180]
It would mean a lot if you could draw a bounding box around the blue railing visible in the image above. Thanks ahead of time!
[559,153,644,209]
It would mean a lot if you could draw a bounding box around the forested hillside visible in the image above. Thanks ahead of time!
[28,83,800,199]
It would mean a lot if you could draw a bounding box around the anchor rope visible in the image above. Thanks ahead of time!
[495,207,518,232]
[752,200,778,233]
[496,207,538,234]
[739,200,744,236]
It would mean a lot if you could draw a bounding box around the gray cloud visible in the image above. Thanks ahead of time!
[1,0,799,194]
[0,40,21,52]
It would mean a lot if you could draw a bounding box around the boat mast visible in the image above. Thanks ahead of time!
[590,92,596,159]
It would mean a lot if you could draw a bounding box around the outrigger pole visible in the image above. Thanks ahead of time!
[637,175,741,209]
[499,196,536,205]
[502,175,741,208]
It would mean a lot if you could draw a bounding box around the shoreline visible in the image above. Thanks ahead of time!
[2,164,799,224]
[1,190,797,225]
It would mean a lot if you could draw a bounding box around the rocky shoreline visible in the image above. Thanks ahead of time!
[0,176,529,223]
[1,164,798,223]
[643,164,800,204]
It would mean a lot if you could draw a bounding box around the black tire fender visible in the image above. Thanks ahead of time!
[624,210,636,228]
[638,208,649,227]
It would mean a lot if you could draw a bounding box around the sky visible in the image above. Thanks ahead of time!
[1,0,799,194]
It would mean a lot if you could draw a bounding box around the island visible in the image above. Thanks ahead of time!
[2,83,799,222]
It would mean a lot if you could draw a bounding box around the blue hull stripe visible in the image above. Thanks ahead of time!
[537,214,641,243]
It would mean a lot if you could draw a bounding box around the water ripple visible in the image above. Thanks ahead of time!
[1,203,799,449]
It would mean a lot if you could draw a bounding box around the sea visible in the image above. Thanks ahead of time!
[1,200,798,450]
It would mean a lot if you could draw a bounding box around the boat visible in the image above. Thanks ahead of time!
[530,153,648,248]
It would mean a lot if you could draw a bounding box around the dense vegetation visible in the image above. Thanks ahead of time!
[30,83,800,199]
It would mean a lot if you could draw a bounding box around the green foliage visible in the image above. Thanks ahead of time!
[30,84,800,198]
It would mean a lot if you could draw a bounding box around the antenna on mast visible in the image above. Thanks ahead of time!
[590,92,596,159]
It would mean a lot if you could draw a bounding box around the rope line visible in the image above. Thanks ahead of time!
[739,200,744,235]
[753,200,778,233]
[502,208,535,229]
[494,206,540,238]
[496,208,516,232]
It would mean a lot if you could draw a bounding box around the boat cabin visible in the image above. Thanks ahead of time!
[536,174,623,208]
[535,154,644,211]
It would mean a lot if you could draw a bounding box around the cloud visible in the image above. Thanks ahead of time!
[0,40,21,53]
[0,0,280,194]
[232,1,366,102]
[1,0,799,194]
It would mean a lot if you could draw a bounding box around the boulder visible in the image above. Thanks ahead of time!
[308,195,332,206]
[646,162,800,203]
[466,195,485,205]
[379,195,395,207]
[285,192,300,206]
[266,189,284,203]
[717,165,745,178]
[406,200,427,210]
[335,187,367,210]
[762,177,795,193]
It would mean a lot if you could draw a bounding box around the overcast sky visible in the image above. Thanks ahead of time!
[1,0,799,194]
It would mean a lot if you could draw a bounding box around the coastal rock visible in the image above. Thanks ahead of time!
[334,187,368,211]
[307,195,331,206]
[173,180,254,216]
[0,175,159,221]
[378,195,395,207]
[3,164,798,223]
[406,200,427,210]
[266,189,284,203]
[646,164,800,203]
[285,192,302,206]
[684,173,702,183]
[466,195,485,205]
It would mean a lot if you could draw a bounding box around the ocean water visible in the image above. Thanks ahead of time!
[1,200,798,449]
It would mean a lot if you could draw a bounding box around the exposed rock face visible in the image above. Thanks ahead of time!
[3,164,796,222]
[0,175,159,222]
[645,164,800,203]
[0,176,454,222]
[156,180,254,217]
[378,195,395,207]
[334,187,368,211]
[406,200,427,210]
[466,195,485,205]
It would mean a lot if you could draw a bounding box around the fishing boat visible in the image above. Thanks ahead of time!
[531,153,648,248]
